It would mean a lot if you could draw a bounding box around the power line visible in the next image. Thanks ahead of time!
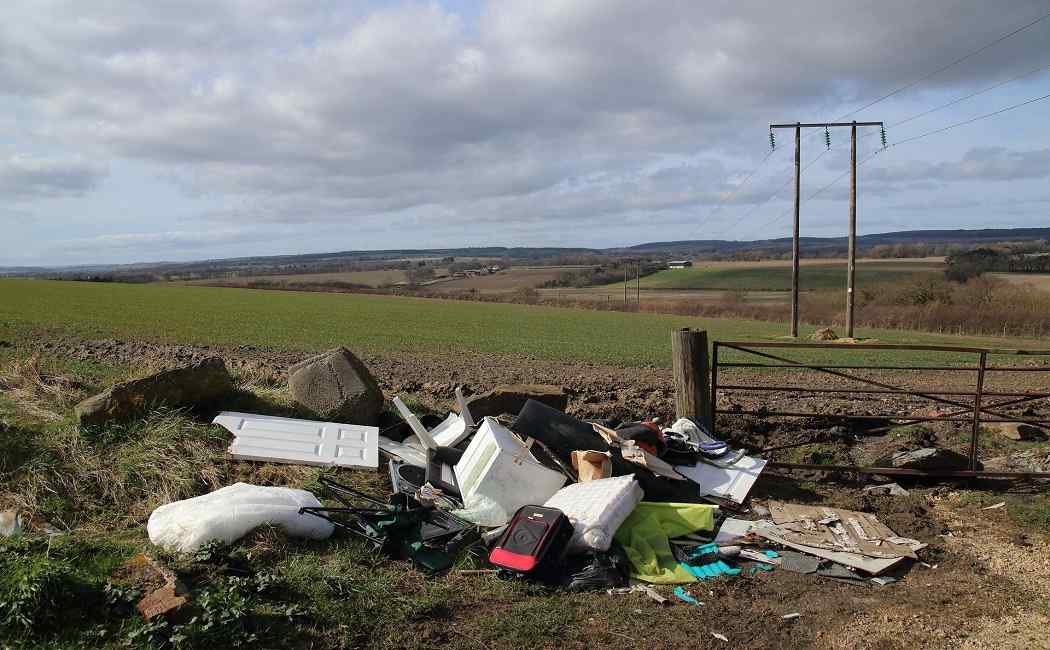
[790,6,1050,149]
[754,88,1050,231]
[861,60,1050,140]
[717,148,831,238]
[752,149,882,232]
[837,7,1050,120]
[887,91,1050,147]
[697,146,779,228]
[705,7,1050,237]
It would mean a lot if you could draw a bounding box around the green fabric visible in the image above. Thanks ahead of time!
[613,502,718,584]
[362,503,455,573]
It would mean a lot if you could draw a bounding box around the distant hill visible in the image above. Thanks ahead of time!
[3,226,1048,278]
[624,227,1050,254]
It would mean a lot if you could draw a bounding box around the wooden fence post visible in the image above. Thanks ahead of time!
[671,328,711,429]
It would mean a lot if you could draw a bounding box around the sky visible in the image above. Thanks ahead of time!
[2,0,1049,266]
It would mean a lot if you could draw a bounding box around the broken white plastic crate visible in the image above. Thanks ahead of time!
[213,411,379,469]
[543,475,643,552]
[453,417,566,525]
[391,396,472,449]
[429,412,472,447]
[147,483,334,553]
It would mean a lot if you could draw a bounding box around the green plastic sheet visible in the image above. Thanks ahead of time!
[613,502,718,584]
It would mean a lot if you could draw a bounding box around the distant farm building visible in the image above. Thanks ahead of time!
[667,260,693,269]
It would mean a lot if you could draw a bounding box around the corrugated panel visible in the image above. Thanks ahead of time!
[213,411,379,469]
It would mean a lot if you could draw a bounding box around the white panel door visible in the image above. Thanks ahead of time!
[214,411,379,469]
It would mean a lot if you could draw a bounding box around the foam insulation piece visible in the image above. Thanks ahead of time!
[543,475,643,552]
[147,483,334,553]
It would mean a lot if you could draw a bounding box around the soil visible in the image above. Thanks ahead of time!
[33,335,1047,469]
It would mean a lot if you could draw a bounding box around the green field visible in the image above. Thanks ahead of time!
[0,279,1041,367]
[620,263,937,291]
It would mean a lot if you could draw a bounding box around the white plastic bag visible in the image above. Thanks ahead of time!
[147,483,334,553]
[452,493,511,528]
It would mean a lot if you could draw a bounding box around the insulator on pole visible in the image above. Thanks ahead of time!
[880,126,888,149]
[769,129,776,151]
[824,125,831,150]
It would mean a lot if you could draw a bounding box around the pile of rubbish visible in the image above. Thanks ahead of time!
[139,346,927,605]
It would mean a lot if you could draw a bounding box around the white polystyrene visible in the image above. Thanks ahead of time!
[147,483,334,553]
[543,475,643,552]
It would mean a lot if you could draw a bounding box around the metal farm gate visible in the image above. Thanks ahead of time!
[711,341,1050,479]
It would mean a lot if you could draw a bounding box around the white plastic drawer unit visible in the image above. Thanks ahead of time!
[213,411,380,469]
[454,417,566,513]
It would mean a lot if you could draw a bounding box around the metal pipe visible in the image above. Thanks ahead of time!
[719,340,989,353]
[718,341,1050,355]
[715,384,1048,398]
[766,461,1050,479]
[715,409,1049,424]
[718,363,980,371]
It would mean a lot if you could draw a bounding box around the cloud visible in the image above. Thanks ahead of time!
[0,155,107,199]
[56,228,277,253]
[865,146,1050,184]
[2,0,1049,261]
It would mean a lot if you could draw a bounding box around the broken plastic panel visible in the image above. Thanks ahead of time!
[378,436,429,468]
[392,397,438,449]
[455,386,476,428]
[674,455,767,504]
[428,412,472,447]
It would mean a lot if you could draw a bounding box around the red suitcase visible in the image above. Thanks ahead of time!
[489,505,573,574]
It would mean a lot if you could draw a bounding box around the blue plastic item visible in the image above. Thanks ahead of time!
[685,542,720,565]
[679,542,780,581]
[679,559,741,580]
[746,550,780,575]
[673,586,702,606]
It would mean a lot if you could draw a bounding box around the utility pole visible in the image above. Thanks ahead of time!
[635,263,641,307]
[769,120,883,337]
[792,124,800,337]
[624,264,628,307]
[848,122,857,338]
